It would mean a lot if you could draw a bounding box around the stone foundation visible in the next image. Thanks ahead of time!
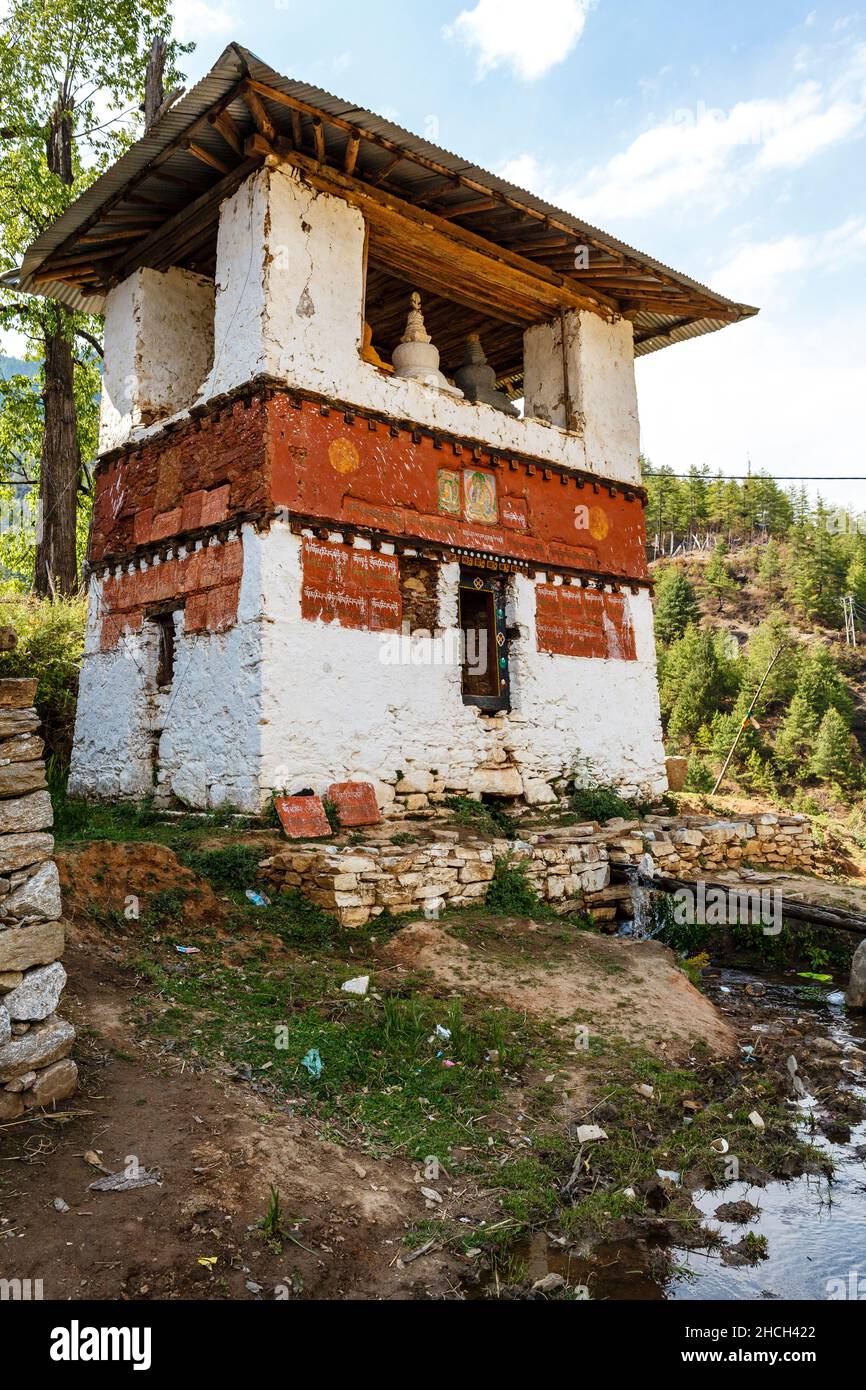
[0,678,76,1118]
[259,811,819,929]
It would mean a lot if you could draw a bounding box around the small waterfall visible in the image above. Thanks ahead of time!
[620,855,665,941]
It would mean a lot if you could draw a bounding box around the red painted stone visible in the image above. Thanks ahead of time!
[274,795,332,840]
[326,782,381,827]
[269,397,649,583]
[300,538,402,633]
[535,584,637,661]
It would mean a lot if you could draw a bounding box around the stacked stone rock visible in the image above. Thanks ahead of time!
[260,829,610,928]
[260,812,819,931]
[0,675,76,1120]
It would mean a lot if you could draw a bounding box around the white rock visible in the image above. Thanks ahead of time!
[0,860,62,923]
[3,961,67,1021]
[576,1125,608,1144]
[748,1111,765,1131]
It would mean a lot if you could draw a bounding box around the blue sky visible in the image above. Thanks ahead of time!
[17,1,866,507]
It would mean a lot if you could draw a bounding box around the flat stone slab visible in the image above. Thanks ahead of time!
[23,1057,78,1108]
[3,961,67,1021]
[0,1015,75,1082]
[0,678,37,709]
[274,795,332,841]
[0,860,62,922]
[0,833,54,876]
[0,790,53,834]
[0,919,65,973]
[0,760,47,798]
[326,782,381,828]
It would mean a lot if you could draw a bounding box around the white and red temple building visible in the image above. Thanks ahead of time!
[20,45,756,814]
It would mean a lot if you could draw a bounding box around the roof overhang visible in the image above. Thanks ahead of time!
[16,42,758,379]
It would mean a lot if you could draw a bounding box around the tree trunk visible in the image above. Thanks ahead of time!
[144,35,167,131]
[33,316,81,597]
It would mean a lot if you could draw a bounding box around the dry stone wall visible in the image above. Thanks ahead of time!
[0,678,76,1119]
[260,811,819,930]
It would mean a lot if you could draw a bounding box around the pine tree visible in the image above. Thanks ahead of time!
[810,709,855,784]
[654,567,700,643]
[661,626,727,742]
[705,539,737,612]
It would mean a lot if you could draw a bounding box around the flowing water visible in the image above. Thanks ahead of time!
[554,966,866,1302]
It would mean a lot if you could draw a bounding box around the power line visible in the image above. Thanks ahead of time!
[644,474,866,482]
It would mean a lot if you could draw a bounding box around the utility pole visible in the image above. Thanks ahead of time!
[842,594,857,647]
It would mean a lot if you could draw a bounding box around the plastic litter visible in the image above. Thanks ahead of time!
[89,1168,162,1193]
[433,1025,451,1042]
[301,1049,323,1079]
[711,1138,730,1154]
[575,1125,608,1144]
[341,976,370,996]
[749,1110,765,1131]
[176,946,201,955]
[245,890,271,908]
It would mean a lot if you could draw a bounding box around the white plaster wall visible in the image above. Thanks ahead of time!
[105,167,640,487]
[68,571,160,801]
[99,274,138,454]
[99,266,214,452]
[523,311,640,484]
[256,526,667,804]
[69,529,266,812]
[506,577,667,798]
[152,530,264,810]
[71,526,666,810]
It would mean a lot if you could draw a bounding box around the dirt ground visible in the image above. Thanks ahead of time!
[1,835,815,1303]
[0,936,474,1301]
[379,921,737,1059]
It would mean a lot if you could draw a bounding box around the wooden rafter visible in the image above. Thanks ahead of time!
[240,82,276,143]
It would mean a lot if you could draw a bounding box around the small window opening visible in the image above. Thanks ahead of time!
[459,570,510,713]
[153,614,176,689]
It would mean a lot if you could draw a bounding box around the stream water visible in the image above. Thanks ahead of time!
[558,966,866,1302]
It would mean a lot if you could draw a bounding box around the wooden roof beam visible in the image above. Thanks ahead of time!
[240,82,277,143]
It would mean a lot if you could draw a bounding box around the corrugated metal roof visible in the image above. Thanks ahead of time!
[18,42,757,352]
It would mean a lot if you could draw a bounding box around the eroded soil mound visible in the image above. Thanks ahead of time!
[56,841,224,938]
[380,920,737,1059]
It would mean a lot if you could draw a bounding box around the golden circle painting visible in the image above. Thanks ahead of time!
[328,437,362,475]
[588,505,610,541]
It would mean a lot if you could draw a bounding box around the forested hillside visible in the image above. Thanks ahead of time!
[645,461,866,818]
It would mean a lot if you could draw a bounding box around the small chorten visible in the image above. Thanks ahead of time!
[454,333,518,416]
[392,292,463,396]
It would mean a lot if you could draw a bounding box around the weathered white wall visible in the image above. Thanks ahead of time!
[69,529,265,811]
[99,266,214,451]
[101,167,641,487]
[71,525,666,810]
[523,311,640,481]
[256,525,666,805]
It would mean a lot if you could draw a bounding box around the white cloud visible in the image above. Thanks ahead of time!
[710,219,866,303]
[171,0,236,43]
[497,44,866,224]
[445,0,594,81]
